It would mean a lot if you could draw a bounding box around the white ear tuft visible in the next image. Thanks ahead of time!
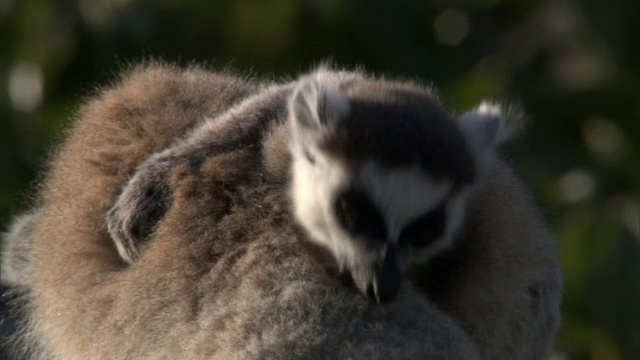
[457,101,520,153]
[457,101,523,175]
[289,70,350,142]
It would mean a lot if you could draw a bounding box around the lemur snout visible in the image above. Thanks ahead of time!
[368,245,402,303]
[340,245,402,304]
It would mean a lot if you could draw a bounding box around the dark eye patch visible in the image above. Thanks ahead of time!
[334,189,386,241]
[399,204,446,248]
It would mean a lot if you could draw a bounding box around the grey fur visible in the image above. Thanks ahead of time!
[1,211,39,287]
[0,63,561,359]
[107,82,294,263]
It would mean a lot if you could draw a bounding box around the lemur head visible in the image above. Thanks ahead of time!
[288,69,517,303]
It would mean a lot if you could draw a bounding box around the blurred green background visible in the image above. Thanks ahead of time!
[0,0,638,359]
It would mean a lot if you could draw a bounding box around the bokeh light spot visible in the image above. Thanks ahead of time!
[557,169,596,203]
[0,0,14,17]
[582,118,628,164]
[8,61,44,113]
[433,9,469,47]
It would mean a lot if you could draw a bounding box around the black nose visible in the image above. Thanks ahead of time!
[339,269,356,288]
[368,247,402,303]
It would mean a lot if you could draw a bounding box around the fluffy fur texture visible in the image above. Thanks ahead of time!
[0,64,561,359]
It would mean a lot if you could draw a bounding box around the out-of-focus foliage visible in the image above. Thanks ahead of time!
[0,0,638,358]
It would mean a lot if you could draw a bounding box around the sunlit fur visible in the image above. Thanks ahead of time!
[0,64,561,359]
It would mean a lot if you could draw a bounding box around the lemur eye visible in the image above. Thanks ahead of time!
[399,204,446,248]
[334,190,386,241]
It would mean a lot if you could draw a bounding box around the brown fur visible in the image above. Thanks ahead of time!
[413,163,563,359]
[1,64,561,359]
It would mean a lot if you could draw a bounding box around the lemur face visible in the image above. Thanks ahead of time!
[289,69,514,303]
[292,153,471,303]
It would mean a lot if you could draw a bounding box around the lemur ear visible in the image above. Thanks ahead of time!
[289,70,350,147]
[457,102,520,154]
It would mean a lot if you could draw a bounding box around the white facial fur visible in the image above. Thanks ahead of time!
[290,149,357,266]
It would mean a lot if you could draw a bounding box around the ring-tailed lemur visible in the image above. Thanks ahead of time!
[287,70,518,302]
